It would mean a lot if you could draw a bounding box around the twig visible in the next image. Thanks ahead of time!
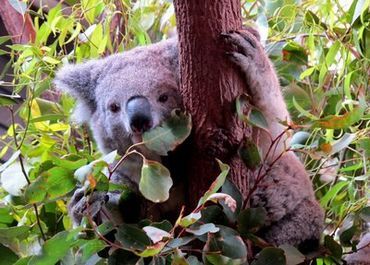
[8,107,46,241]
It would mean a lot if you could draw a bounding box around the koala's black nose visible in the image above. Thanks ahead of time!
[126,96,153,133]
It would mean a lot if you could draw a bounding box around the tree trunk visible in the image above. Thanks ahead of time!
[173,1,251,207]
[0,1,35,44]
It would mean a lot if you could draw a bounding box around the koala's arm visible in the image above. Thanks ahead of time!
[224,29,324,246]
[251,152,323,246]
[223,30,291,160]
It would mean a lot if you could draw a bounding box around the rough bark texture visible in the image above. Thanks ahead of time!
[0,1,35,44]
[173,1,251,207]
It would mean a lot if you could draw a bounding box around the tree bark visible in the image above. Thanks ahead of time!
[0,1,35,44]
[173,1,251,207]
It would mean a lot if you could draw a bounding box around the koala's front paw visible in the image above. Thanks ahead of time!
[68,187,108,227]
[222,29,267,72]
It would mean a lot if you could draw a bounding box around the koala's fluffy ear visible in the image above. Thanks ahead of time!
[54,60,102,123]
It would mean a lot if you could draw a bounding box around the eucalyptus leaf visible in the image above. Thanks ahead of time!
[324,235,343,259]
[139,159,172,203]
[143,110,192,156]
[251,247,286,265]
[237,207,267,235]
[197,160,230,207]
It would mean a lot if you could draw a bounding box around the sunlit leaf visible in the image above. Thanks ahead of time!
[314,104,365,129]
[320,181,348,208]
[197,160,230,207]
[0,226,30,240]
[143,226,171,243]
[29,231,82,265]
[178,212,202,228]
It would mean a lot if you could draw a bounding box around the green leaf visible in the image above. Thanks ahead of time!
[299,66,316,79]
[238,139,261,170]
[0,244,18,265]
[74,150,117,184]
[0,226,30,240]
[178,212,202,228]
[30,114,66,123]
[292,97,318,120]
[80,239,107,263]
[0,95,17,107]
[24,175,47,203]
[136,242,165,258]
[314,104,365,129]
[221,179,243,223]
[325,41,341,67]
[29,231,82,265]
[0,207,14,224]
[324,235,343,259]
[46,167,76,199]
[115,224,151,252]
[25,167,76,203]
[251,247,286,265]
[42,56,61,65]
[237,207,267,235]
[205,254,244,265]
[197,160,230,207]
[236,94,269,130]
[139,159,172,203]
[143,110,192,156]
[204,225,247,262]
[320,181,348,208]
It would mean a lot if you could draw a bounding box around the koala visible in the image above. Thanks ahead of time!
[55,38,182,225]
[54,28,323,248]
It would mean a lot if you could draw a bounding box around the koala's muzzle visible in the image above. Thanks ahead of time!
[126,96,153,133]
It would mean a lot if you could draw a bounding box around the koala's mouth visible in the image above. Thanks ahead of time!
[131,133,143,144]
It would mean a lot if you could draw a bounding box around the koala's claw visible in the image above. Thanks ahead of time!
[68,187,107,226]
[222,30,258,58]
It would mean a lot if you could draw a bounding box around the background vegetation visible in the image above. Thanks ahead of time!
[0,0,369,264]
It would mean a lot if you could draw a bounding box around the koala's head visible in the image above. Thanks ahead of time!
[54,38,181,154]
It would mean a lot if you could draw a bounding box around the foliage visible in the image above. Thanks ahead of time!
[0,0,369,264]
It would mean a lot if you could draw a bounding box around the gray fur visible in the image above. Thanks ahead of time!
[55,30,323,246]
[345,233,370,265]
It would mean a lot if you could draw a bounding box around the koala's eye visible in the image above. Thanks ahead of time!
[109,103,121,113]
[158,94,168,103]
